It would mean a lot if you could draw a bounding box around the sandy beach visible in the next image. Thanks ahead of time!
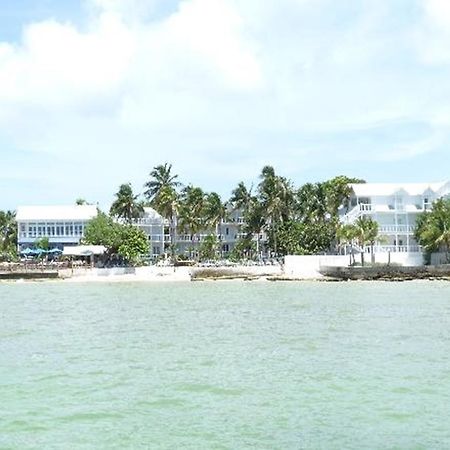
[58,264,285,283]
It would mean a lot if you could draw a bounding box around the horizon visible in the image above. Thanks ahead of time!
[2,0,450,210]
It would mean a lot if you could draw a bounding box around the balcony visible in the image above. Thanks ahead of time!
[378,225,415,234]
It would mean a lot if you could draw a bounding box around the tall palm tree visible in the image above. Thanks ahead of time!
[178,185,206,259]
[110,183,144,223]
[203,192,227,236]
[257,166,295,256]
[230,181,253,212]
[144,163,181,259]
[144,163,181,200]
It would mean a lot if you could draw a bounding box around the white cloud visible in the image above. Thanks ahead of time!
[1,0,449,208]
[415,0,450,64]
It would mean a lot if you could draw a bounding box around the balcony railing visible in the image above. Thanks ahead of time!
[364,245,422,253]
[378,225,415,233]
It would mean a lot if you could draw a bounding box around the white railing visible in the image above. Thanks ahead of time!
[364,245,422,253]
[379,225,415,233]
[359,203,372,212]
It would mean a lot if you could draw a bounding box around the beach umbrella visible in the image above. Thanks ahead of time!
[48,248,62,254]
[20,247,37,256]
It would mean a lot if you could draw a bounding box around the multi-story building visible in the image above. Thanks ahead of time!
[340,182,450,253]
[16,205,98,251]
[131,206,251,259]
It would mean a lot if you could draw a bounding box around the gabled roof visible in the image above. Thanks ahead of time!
[350,182,448,197]
[16,205,98,221]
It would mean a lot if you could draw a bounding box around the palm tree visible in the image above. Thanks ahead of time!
[230,181,253,212]
[296,182,328,223]
[178,185,206,259]
[203,192,227,235]
[257,166,295,256]
[144,163,181,259]
[354,216,379,265]
[144,163,181,200]
[337,223,358,265]
[244,199,266,259]
[110,183,144,224]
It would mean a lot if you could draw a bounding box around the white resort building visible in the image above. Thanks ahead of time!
[340,182,450,256]
[131,207,246,258]
[16,205,98,251]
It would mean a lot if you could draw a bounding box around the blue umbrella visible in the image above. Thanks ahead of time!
[21,247,38,256]
[48,248,62,254]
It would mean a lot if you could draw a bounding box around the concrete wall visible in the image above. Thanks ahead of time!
[284,252,425,279]
[431,253,450,265]
[284,255,349,279]
[368,252,424,266]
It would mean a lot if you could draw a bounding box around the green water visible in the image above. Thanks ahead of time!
[1,281,450,449]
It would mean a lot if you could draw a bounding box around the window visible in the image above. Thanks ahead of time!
[29,223,37,238]
[56,223,64,236]
[38,223,45,237]
[65,224,73,236]
[74,222,83,236]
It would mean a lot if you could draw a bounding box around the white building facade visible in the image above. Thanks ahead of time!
[16,205,98,251]
[131,207,251,259]
[341,182,450,254]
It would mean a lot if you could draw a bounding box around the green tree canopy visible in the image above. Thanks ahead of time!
[415,198,450,261]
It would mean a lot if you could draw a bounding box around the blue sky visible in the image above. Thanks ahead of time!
[0,0,449,210]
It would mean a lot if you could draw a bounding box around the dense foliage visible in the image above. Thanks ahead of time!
[0,210,17,260]
[83,212,148,263]
[415,198,450,261]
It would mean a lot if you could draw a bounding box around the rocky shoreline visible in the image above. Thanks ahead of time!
[319,264,450,281]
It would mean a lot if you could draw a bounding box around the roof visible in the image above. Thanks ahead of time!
[63,245,106,256]
[142,207,163,220]
[350,182,448,197]
[16,205,98,222]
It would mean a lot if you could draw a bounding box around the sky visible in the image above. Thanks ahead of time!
[1,0,450,210]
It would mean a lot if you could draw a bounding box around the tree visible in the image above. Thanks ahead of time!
[243,199,265,258]
[270,220,335,256]
[117,225,149,264]
[0,210,17,259]
[230,181,253,212]
[322,176,366,216]
[415,198,450,262]
[199,234,220,260]
[257,166,295,255]
[337,223,359,265]
[144,163,181,200]
[178,185,206,259]
[83,212,121,253]
[110,183,144,223]
[203,192,227,236]
[354,216,379,265]
[83,212,149,264]
[144,163,181,260]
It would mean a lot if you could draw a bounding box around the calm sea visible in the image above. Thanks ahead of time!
[1,281,449,449]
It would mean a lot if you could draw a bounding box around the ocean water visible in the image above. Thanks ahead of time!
[0,281,449,449]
